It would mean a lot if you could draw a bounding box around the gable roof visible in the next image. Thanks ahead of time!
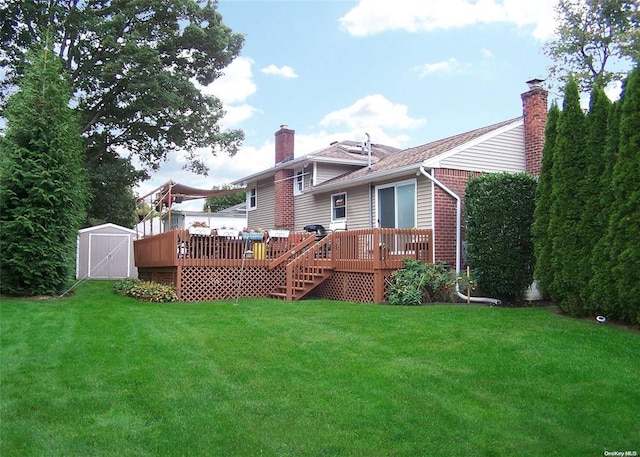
[78,223,136,234]
[232,140,400,186]
[305,117,523,194]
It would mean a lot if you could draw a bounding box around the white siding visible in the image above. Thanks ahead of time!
[295,192,329,231]
[247,178,274,230]
[416,177,433,229]
[440,126,525,173]
[315,163,360,184]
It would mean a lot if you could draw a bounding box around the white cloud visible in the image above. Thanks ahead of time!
[192,56,259,128]
[196,57,256,104]
[261,64,298,78]
[418,58,467,77]
[481,48,494,58]
[339,0,557,40]
[319,94,426,130]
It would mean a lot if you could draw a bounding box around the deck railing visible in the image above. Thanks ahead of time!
[332,228,432,271]
[134,229,317,268]
[134,228,433,271]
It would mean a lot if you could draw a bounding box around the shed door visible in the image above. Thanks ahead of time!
[88,234,131,278]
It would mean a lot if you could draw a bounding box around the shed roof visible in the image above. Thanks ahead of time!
[78,223,136,234]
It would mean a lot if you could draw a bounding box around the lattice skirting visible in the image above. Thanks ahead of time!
[310,271,370,303]
[139,267,395,304]
[179,266,286,302]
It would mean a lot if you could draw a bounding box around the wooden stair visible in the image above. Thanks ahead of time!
[270,234,334,301]
[270,265,334,301]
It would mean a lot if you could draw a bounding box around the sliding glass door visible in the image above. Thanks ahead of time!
[376,180,416,228]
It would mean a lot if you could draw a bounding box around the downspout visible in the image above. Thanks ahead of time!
[418,166,501,305]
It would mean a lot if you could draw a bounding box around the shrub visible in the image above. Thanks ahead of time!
[464,172,537,301]
[114,279,177,303]
[387,259,456,305]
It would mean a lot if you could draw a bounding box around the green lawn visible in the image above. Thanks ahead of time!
[1,281,638,457]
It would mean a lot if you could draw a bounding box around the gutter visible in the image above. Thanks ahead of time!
[418,166,501,305]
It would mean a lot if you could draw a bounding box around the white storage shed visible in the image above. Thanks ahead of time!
[76,223,138,279]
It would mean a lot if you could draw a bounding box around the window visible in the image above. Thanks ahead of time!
[294,170,304,196]
[247,188,257,210]
[332,192,346,221]
[376,180,416,228]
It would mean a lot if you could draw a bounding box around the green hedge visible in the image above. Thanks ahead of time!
[464,173,537,300]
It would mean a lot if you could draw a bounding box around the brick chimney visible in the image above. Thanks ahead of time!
[275,124,294,164]
[274,125,295,230]
[521,79,548,177]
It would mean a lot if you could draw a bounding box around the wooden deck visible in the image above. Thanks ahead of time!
[134,228,433,303]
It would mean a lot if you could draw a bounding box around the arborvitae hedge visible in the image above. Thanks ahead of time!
[547,76,587,313]
[0,49,88,295]
[577,87,611,304]
[464,172,537,301]
[535,65,639,325]
[532,103,560,299]
[588,101,622,317]
[607,66,640,324]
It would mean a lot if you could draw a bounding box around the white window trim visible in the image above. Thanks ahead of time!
[331,192,347,222]
[374,178,417,228]
[294,169,304,196]
[247,188,257,211]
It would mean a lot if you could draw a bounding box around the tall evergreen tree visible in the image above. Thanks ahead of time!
[577,87,611,304]
[533,103,560,298]
[607,65,640,324]
[588,101,622,316]
[547,76,587,312]
[0,47,88,295]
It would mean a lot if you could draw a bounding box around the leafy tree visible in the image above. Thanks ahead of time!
[464,173,537,301]
[605,65,640,324]
[86,152,147,228]
[0,47,88,295]
[203,184,245,212]
[544,0,639,92]
[532,103,560,298]
[1,0,245,222]
[547,76,587,312]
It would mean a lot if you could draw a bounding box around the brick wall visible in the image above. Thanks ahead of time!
[521,86,547,177]
[274,125,295,230]
[432,168,481,267]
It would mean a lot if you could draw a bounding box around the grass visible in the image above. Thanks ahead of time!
[1,281,639,457]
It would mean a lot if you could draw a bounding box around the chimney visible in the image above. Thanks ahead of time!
[521,79,548,176]
[275,124,294,164]
[274,125,295,230]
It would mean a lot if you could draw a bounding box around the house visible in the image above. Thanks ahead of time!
[134,80,546,303]
[232,80,547,269]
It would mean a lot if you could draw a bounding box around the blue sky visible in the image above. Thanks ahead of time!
[138,0,564,208]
